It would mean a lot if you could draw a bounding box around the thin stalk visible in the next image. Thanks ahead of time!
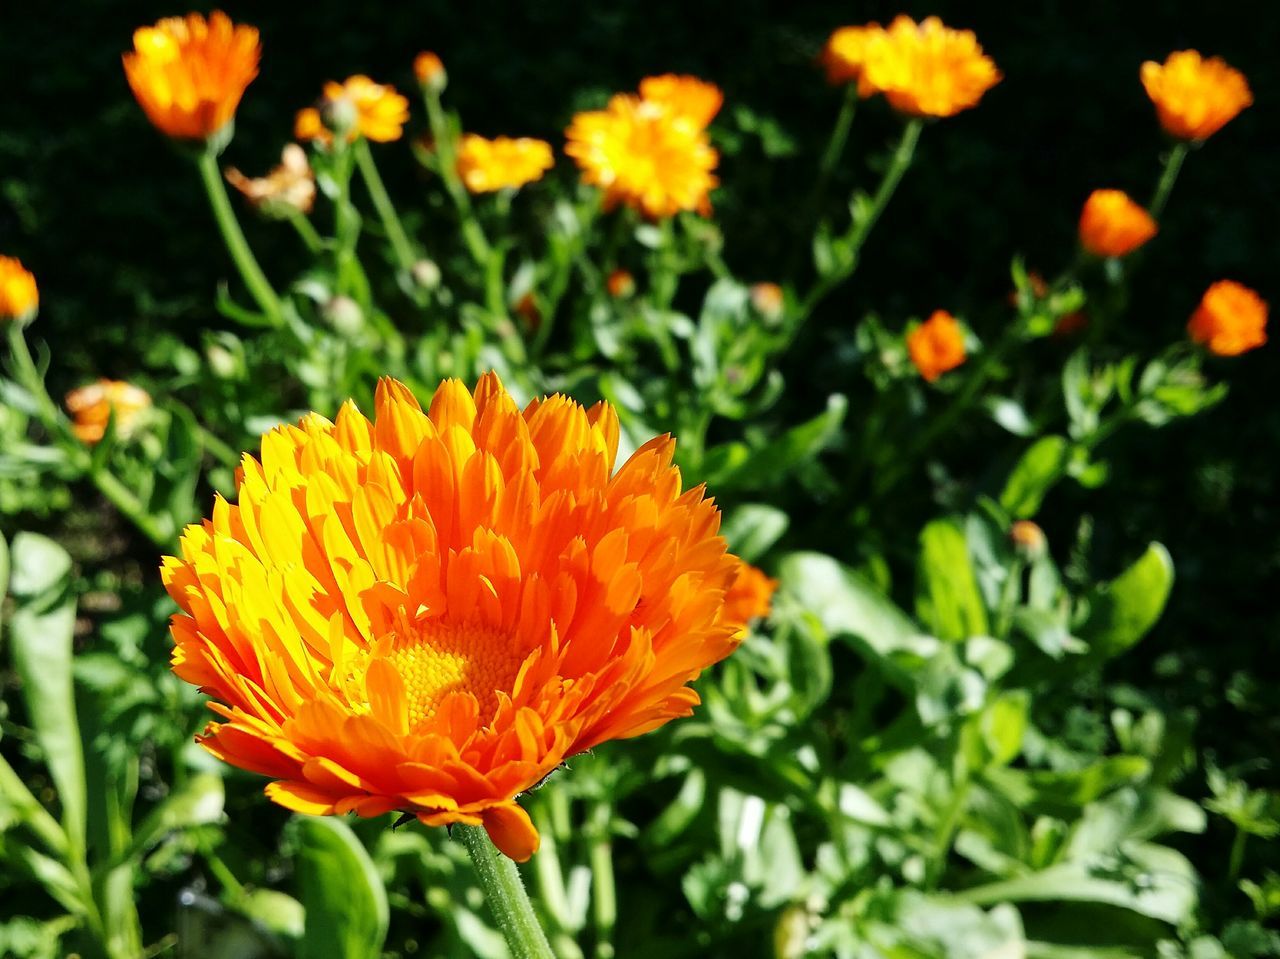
[287,209,325,254]
[196,151,282,324]
[588,805,617,959]
[456,824,556,959]
[354,139,418,273]
[422,89,492,266]
[790,85,858,275]
[1148,142,1189,220]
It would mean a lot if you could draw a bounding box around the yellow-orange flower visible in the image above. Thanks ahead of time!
[65,380,152,445]
[749,282,784,319]
[456,135,554,193]
[861,15,1000,118]
[294,107,329,145]
[565,76,722,219]
[820,25,882,91]
[1187,280,1267,357]
[1141,51,1252,141]
[724,562,777,635]
[225,144,316,216]
[414,52,447,91]
[606,269,635,298]
[907,310,966,382]
[123,11,260,141]
[1078,189,1158,258]
[301,76,410,145]
[0,256,39,321]
[161,374,746,861]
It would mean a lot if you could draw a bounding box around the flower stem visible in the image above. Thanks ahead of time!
[196,150,282,324]
[354,139,418,274]
[287,209,325,254]
[457,824,556,959]
[589,804,617,959]
[1148,142,1189,220]
[422,89,492,267]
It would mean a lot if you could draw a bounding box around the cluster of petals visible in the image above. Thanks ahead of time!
[1141,51,1252,141]
[1078,189,1158,258]
[907,310,967,382]
[226,144,316,216]
[123,11,260,141]
[456,135,555,193]
[1188,281,1268,357]
[161,374,749,860]
[820,16,1000,117]
[0,256,39,320]
[65,380,153,445]
[296,76,410,145]
[565,75,722,219]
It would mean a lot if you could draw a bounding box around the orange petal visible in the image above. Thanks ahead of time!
[481,802,540,861]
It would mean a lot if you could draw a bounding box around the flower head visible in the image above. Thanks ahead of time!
[606,269,636,298]
[456,135,554,193]
[1078,189,1158,258]
[907,310,966,382]
[225,144,316,217]
[749,282,784,320]
[565,75,722,219]
[123,11,260,142]
[724,562,777,636]
[414,52,447,93]
[161,374,747,860]
[294,108,328,144]
[861,16,1000,118]
[65,380,152,444]
[820,25,883,91]
[1141,51,1252,141]
[302,76,410,145]
[1187,280,1267,356]
[0,257,39,322]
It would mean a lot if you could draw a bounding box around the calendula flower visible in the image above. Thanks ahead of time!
[0,256,39,321]
[414,51,447,92]
[123,11,260,142]
[724,562,777,635]
[606,269,636,298]
[1010,520,1046,558]
[861,16,1001,117]
[456,135,555,193]
[749,282,784,319]
[294,107,329,145]
[1078,189,1158,258]
[1141,51,1252,141]
[162,374,746,861]
[65,380,152,445]
[565,76,722,219]
[1187,280,1267,356]
[300,76,410,145]
[820,24,883,91]
[907,310,966,382]
[225,144,316,216]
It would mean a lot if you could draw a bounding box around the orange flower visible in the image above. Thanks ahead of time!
[749,282,784,319]
[123,11,260,142]
[456,135,554,193]
[414,51,447,92]
[294,107,329,145]
[161,374,746,861]
[565,76,722,219]
[861,15,1000,117]
[724,562,777,635]
[1141,51,1252,141]
[1187,280,1267,356]
[1078,189,1158,258]
[0,256,39,321]
[907,310,966,382]
[606,269,635,298]
[820,24,883,91]
[65,380,152,444]
[225,144,316,216]
[302,76,410,145]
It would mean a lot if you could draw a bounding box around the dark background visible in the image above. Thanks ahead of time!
[2,0,1277,924]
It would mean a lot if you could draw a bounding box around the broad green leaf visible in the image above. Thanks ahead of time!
[0,533,9,631]
[916,519,989,641]
[7,533,85,854]
[239,889,306,941]
[719,504,788,563]
[1075,544,1174,660]
[295,817,388,959]
[1001,436,1071,518]
[0,754,67,856]
[119,773,224,868]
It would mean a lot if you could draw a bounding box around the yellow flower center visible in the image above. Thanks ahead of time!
[385,622,522,729]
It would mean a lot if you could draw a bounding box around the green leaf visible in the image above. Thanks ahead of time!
[719,504,788,563]
[0,533,9,632]
[1075,544,1174,660]
[1001,436,1072,518]
[295,817,388,959]
[779,552,920,656]
[7,533,86,854]
[915,519,989,641]
[119,773,224,868]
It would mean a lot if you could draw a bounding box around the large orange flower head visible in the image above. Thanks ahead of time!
[861,15,1000,118]
[123,11,260,142]
[907,310,967,382]
[1078,189,1158,258]
[0,256,39,321]
[565,75,722,219]
[1187,280,1268,357]
[1141,51,1252,141]
[161,374,747,861]
[456,135,555,193]
[820,24,884,92]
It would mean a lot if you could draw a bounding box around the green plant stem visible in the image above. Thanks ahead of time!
[287,209,325,253]
[589,805,617,959]
[196,424,241,469]
[1148,142,1189,221]
[196,151,282,324]
[457,824,556,959]
[1228,826,1247,882]
[818,86,859,192]
[354,139,418,274]
[422,89,492,266]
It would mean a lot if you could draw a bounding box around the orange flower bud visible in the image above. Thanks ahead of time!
[907,310,966,382]
[1078,189,1157,258]
[0,256,39,322]
[1141,51,1252,142]
[413,51,447,93]
[749,282,785,320]
[65,380,152,445]
[1187,280,1267,357]
[1010,520,1046,557]
[606,269,635,298]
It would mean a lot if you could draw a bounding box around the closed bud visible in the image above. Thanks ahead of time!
[1010,520,1046,559]
[323,295,364,336]
[412,259,442,291]
[320,94,359,139]
[749,281,784,321]
[606,269,635,298]
[414,52,448,94]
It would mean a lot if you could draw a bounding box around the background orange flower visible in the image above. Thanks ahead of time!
[861,16,1000,117]
[907,310,967,382]
[456,135,554,193]
[1078,189,1158,258]
[1141,51,1252,141]
[65,379,152,444]
[0,256,39,320]
[1188,280,1267,356]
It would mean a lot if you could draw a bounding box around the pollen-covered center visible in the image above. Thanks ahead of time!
[385,622,523,729]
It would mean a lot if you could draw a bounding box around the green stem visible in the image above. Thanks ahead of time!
[196,424,241,469]
[1227,827,1247,882]
[287,209,325,254]
[457,824,556,959]
[791,85,858,277]
[354,139,418,273]
[589,805,617,959]
[196,151,282,324]
[423,89,492,266]
[1148,142,1189,221]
